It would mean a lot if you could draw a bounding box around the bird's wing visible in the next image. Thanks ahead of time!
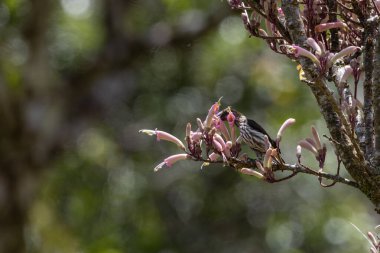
[247,119,277,148]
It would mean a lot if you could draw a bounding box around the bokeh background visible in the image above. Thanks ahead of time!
[0,0,379,252]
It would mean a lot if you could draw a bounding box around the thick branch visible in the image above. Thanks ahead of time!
[373,22,380,171]
[363,22,376,160]
[328,0,340,52]
[281,0,319,79]
[280,0,380,210]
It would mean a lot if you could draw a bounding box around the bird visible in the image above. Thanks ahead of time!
[218,108,277,160]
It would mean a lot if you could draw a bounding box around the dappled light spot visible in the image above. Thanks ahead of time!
[215,75,244,104]
[149,22,173,46]
[60,0,92,18]
[323,218,352,245]
[219,16,246,45]
[266,221,304,252]
[178,9,206,34]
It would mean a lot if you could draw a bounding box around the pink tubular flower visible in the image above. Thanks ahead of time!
[215,118,230,141]
[186,123,191,138]
[306,38,322,56]
[338,65,353,87]
[223,141,232,158]
[240,168,264,179]
[154,154,190,171]
[276,118,296,142]
[263,149,273,169]
[329,46,360,66]
[190,131,202,142]
[139,129,186,150]
[291,45,321,68]
[227,111,235,127]
[213,133,226,151]
[213,138,224,152]
[311,126,322,150]
[209,152,220,161]
[315,21,348,33]
[205,101,220,128]
[164,154,190,167]
[298,140,318,156]
[226,111,236,144]
[305,137,317,148]
[196,118,204,130]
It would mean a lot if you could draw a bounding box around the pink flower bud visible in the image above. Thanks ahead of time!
[329,46,360,66]
[213,138,224,152]
[240,168,264,179]
[227,111,236,127]
[196,118,204,130]
[209,152,220,161]
[139,129,186,150]
[299,140,318,156]
[277,118,296,142]
[311,126,322,150]
[263,148,273,169]
[191,131,202,142]
[315,21,348,33]
[213,133,226,151]
[338,65,353,87]
[296,145,302,161]
[306,38,322,55]
[186,123,191,138]
[305,137,317,148]
[291,45,321,68]
[205,102,220,128]
[215,118,230,141]
[223,141,232,158]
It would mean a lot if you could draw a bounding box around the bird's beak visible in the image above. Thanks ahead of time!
[217,107,232,121]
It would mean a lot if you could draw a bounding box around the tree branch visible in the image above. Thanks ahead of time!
[280,0,380,210]
[363,21,376,160]
[272,163,359,188]
[373,22,380,171]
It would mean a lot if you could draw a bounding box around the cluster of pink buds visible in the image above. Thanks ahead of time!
[140,100,244,172]
[241,148,278,181]
[140,100,297,182]
[297,126,327,169]
[289,40,360,74]
[232,0,367,80]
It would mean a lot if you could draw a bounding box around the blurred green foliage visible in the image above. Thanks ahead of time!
[1,0,378,252]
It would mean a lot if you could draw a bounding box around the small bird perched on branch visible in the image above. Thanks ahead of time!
[218,108,277,160]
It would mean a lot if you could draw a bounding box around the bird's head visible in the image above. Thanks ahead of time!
[217,107,243,125]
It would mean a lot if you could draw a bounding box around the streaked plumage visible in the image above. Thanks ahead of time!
[219,109,276,159]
